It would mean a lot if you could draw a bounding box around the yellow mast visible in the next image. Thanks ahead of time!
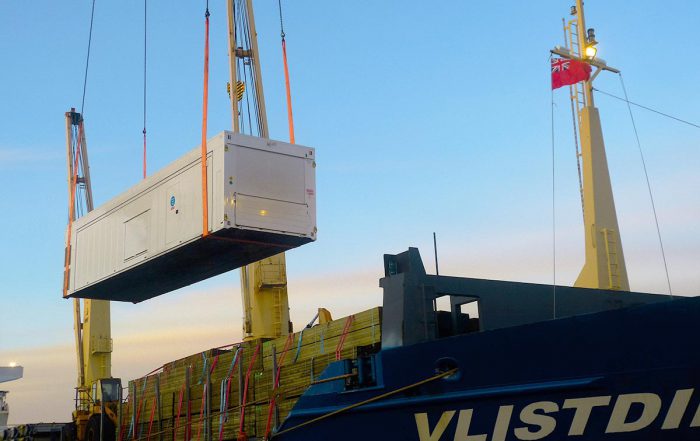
[557,1,629,291]
[227,0,291,340]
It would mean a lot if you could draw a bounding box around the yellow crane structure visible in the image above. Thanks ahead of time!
[64,109,121,441]
[226,0,293,341]
[554,0,630,291]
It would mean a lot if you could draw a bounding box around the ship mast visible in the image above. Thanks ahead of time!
[554,1,629,291]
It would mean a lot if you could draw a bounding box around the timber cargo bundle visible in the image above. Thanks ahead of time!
[117,308,381,441]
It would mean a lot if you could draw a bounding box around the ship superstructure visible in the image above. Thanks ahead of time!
[0,366,23,428]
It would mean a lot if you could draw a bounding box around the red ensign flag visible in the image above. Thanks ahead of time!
[551,58,592,89]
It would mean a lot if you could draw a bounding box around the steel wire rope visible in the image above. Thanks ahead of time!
[240,2,262,137]
[232,1,247,134]
[616,74,673,296]
[593,87,700,130]
[239,0,262,137]
[549,54,557,319]
[80,0,97,114]
[142,0,148,179]
[231,1,244,134]
[236,0,254,135]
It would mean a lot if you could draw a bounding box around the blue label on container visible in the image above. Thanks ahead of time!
[170,196,176,207]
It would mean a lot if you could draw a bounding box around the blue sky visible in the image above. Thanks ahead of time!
[1,0,698,423]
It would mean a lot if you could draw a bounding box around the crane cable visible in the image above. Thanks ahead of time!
[142,0,148,179]
[277,0,295,143]
[201,0,211,237]
[80,0,97,114]
[65,0,97,296]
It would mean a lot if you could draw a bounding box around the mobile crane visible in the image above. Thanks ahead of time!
[59,3,310,440]
[63,109,120,441]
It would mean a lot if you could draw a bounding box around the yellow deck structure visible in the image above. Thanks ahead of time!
[117,308,381,441]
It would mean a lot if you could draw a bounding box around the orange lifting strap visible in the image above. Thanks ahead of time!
[281,38,295,144]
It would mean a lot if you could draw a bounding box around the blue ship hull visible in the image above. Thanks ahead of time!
[274,250,700,440]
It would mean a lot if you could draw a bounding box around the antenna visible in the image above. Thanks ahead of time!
[433,232,439,275]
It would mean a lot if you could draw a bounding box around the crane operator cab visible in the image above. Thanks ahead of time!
[71,378,122,441]
[91,378,121,404]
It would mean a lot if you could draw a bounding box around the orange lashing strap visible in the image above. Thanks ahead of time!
[146,397,157,441]
[173,384,185,441]
[200,6,211,238]
[238,343,261,440]
[335,315,355,361]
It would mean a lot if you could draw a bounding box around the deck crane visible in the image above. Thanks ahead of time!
[64,109,120,441]
[226,0,296,340]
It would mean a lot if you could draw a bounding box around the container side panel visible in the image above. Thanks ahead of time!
[230,146,306,204]
[124,209,150,260]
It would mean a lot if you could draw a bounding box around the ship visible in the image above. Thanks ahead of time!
[15,1,697,441]
[104,2,699,441]
[0,365,23,429]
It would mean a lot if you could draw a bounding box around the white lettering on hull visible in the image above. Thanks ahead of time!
[514,401,558,440]
[415,410,456,441]
[605,393,661,433]
[662,389,693,430]
[413,388,698,440]
[562,396,611,435]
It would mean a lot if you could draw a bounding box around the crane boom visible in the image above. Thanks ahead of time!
[66,110,113,393]
[65,109,118,441]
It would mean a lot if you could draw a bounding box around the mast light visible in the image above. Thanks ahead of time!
[584,45,598,58]
[585,28,598,59]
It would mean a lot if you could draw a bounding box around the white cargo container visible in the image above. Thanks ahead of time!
[65,131,316,303]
